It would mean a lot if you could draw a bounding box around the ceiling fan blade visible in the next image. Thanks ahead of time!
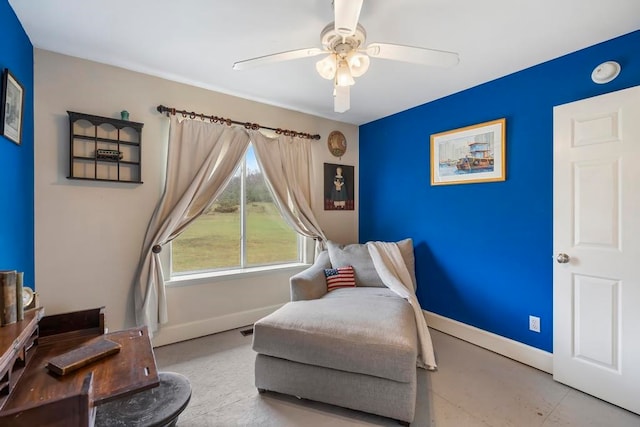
[334,0,363,37]
[233,48,325,70]
[366,43,459,67]
[334,85,350,113]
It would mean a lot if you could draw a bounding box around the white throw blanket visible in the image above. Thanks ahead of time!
[367,241,437,370]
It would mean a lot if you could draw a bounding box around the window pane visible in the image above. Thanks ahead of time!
[245,147,298,265]
[171,144,300,275]
[172,170,241,273]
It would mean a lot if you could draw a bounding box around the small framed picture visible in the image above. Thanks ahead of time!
[1,68,25,145]
[324,163,354,210]
[430,118,506,186]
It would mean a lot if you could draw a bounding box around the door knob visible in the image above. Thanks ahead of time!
[556,253,570,264]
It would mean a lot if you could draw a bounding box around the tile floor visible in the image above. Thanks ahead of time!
[153,327,640,426]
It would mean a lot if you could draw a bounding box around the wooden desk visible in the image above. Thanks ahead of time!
[0,308,159,426]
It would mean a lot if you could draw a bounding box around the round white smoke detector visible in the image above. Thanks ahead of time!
[591,61,621,84]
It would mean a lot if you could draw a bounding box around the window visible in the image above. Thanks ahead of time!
[171,145,301,275]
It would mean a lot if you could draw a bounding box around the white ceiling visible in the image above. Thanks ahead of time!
[9,0,640,125]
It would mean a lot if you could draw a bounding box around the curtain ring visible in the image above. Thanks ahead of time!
[152,244,162,254]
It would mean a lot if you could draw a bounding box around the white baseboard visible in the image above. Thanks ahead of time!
[152,303,285,347]
[425,311,553,374]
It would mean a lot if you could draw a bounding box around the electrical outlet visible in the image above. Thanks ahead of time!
[529,315,541,333]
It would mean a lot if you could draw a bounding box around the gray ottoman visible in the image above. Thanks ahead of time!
[95,372,191,427]
[253,287,418,423]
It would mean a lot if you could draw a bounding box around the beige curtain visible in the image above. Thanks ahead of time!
[251,131,326,254]
[134,116,250,334]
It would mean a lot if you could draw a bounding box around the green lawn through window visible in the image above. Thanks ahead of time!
[172,202,298,273]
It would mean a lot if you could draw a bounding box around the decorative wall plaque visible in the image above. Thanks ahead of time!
[327,130,347,157]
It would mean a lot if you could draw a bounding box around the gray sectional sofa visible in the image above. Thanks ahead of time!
[252,240,421,424]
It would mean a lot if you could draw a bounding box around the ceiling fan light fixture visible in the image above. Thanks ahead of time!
[234,0,459,114]
[336,59,355,86]
[316,54,337,80]
[347,52,370,77]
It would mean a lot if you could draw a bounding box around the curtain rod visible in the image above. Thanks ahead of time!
[156,105,321,140]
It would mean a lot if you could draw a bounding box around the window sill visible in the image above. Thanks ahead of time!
[166,262,310,288]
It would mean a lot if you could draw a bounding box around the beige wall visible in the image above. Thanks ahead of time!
[34,49,358,345]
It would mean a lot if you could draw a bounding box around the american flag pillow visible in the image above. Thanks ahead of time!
[324,266,356,292]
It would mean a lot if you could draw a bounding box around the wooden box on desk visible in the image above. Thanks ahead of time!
[0,307,159,427]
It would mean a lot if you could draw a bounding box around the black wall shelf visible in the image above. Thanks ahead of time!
[67,111,144,184]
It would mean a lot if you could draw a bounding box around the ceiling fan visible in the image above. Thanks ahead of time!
[232,0,459,113]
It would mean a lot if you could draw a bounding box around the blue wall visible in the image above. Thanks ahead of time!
[0,0,34,286]
[359,30,640,352]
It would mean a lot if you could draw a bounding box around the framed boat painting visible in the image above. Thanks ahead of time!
[430,118,506,186]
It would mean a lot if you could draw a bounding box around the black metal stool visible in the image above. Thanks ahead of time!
[95,372,192,427]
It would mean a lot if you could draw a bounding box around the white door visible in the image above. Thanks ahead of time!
[553,85,640,414]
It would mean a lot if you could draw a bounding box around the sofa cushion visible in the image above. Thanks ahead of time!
[253,288,418,383]
[327,239,417,290]
[324,266,356,292]
[327,240,385,287]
